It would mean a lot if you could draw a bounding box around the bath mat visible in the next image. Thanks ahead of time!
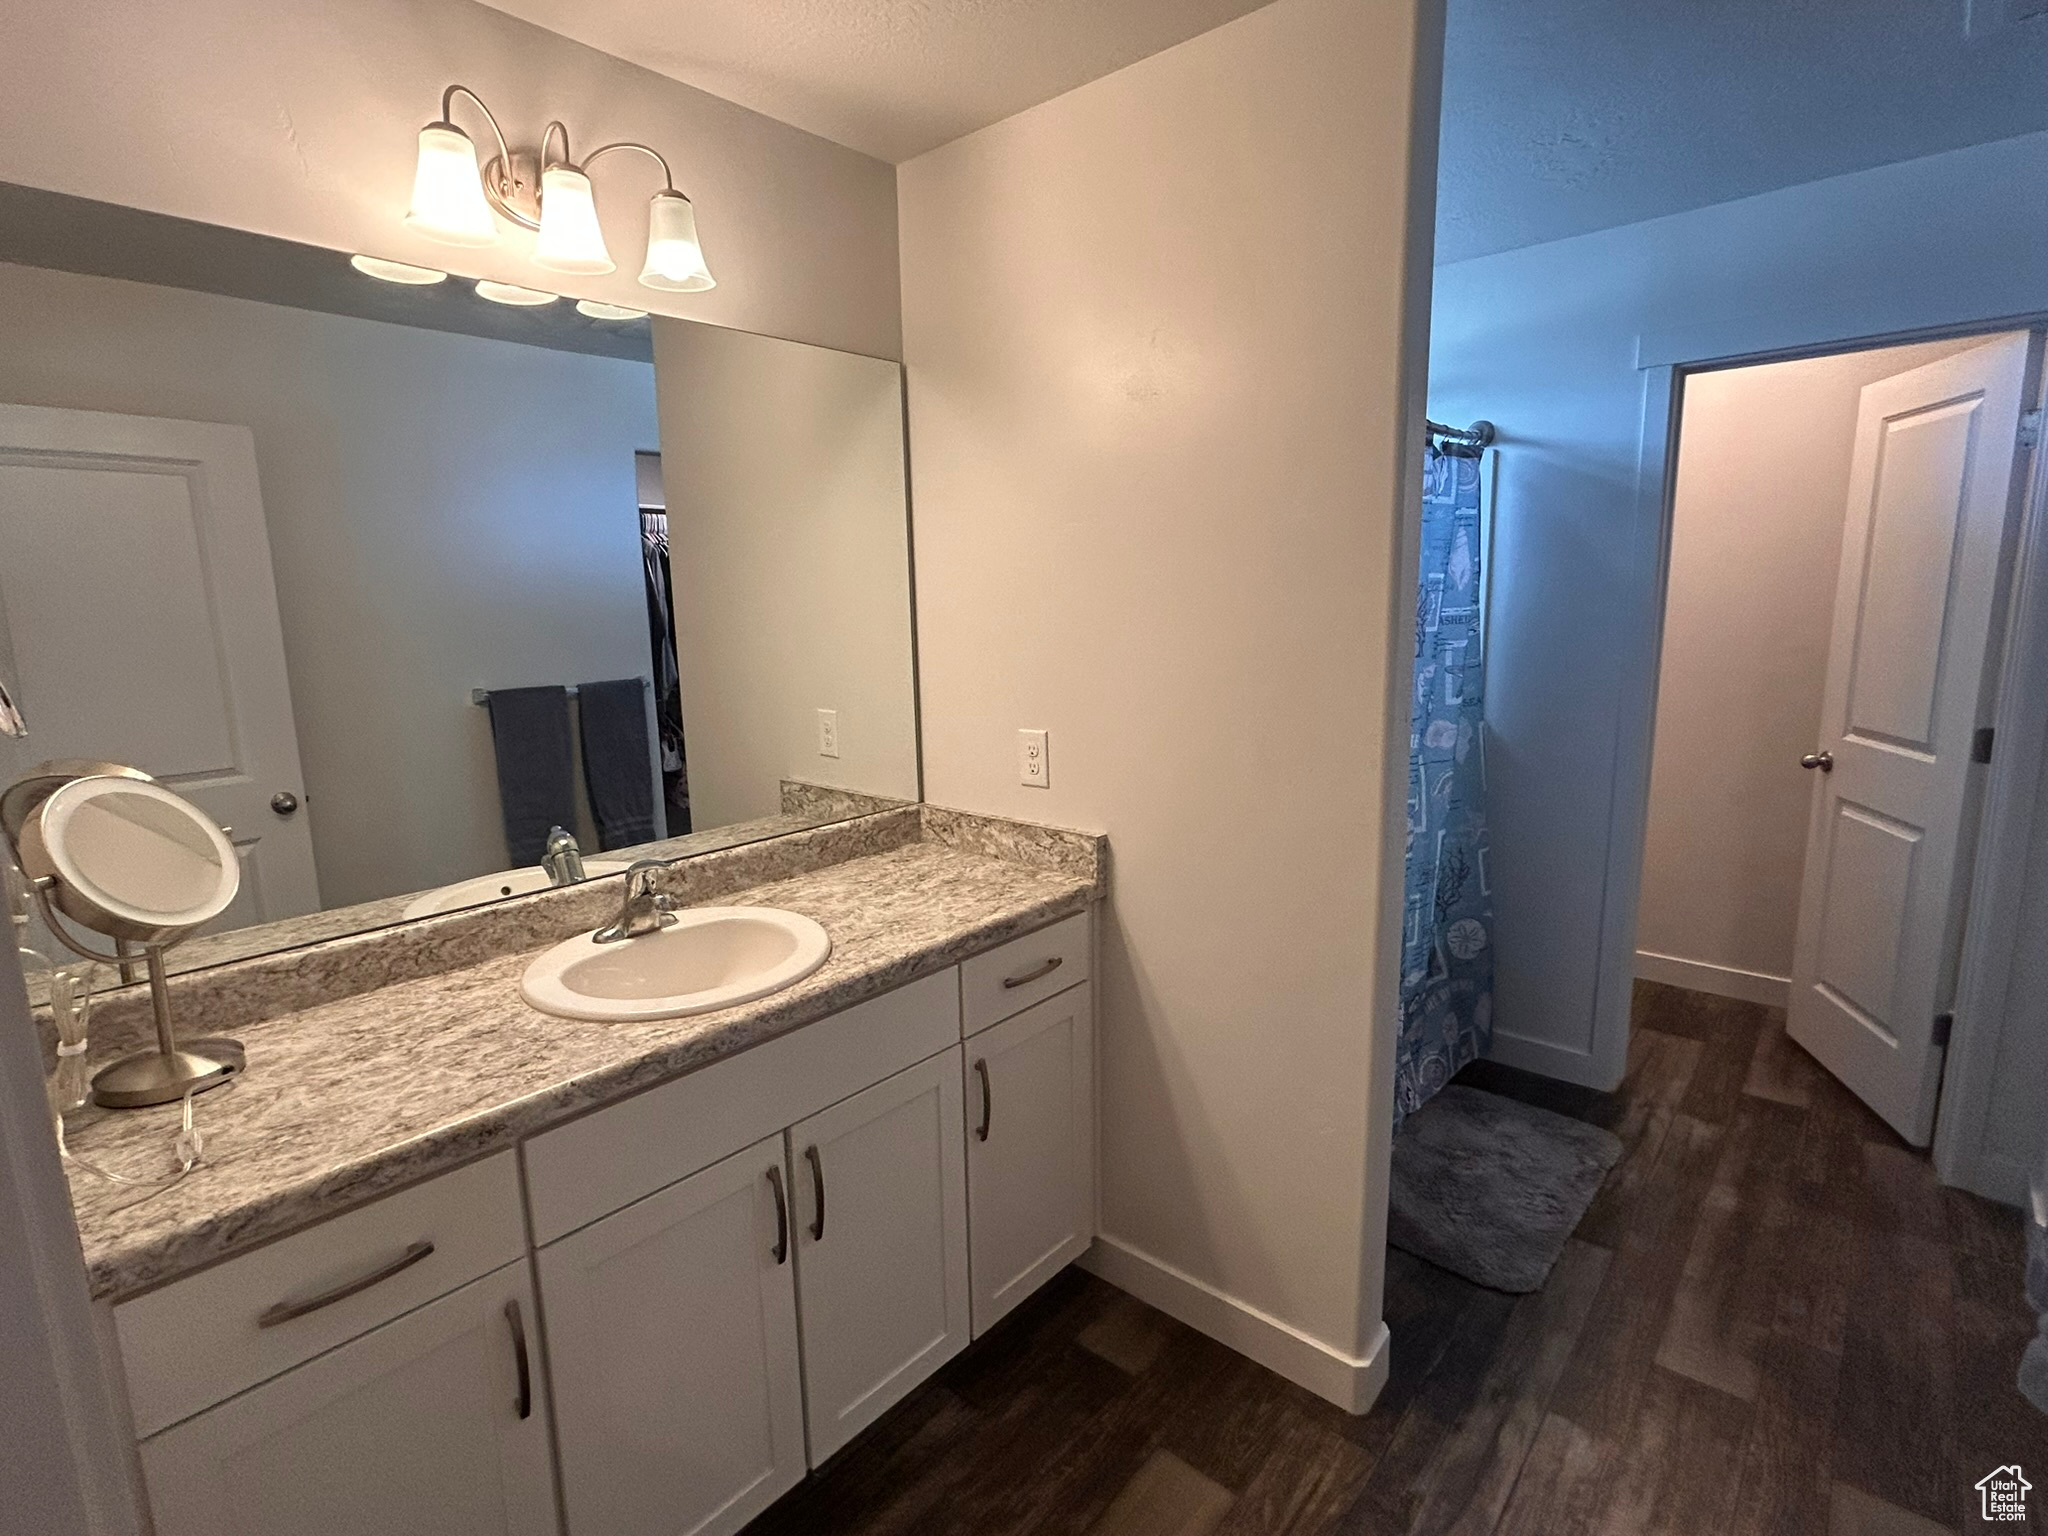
[1388,1084,1622,1293]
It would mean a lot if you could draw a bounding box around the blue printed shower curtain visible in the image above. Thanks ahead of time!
[1394,447,1495,1126]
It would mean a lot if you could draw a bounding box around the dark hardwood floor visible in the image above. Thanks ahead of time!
[743,982,2047,1534]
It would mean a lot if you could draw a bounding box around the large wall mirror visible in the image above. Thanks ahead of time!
[0,183,920,981]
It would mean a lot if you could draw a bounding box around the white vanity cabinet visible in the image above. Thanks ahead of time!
[108,913,1097,1536]
[963,980,1096,1336]
[537,1134,806,1536]
[790,1050,971,1460]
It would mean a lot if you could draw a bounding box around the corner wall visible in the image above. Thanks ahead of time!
[899,0,1442,1405]
[0,0,901,360]
[1427,130,2048,1093]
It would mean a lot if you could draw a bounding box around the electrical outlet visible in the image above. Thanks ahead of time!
[816,709,840,759]
[1017,728,1049,788]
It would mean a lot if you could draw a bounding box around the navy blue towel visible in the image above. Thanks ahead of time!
[578,678,658,851]
[483,686,577,866]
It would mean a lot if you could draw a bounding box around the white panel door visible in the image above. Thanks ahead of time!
[1787,334,2035,1144]
[537,1133,805,1536]
[138,1260,555,1536]
[965,983,1095,1337]
[791,1049,970,1462]
[0,403,318,926]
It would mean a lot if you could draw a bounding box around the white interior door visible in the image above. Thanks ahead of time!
[1787,333,2036,1145]
[537,1134,806,1536]
[0,404,319,926]
[791,1050,970,1462]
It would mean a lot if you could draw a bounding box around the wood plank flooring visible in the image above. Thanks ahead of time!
[742,983,2047,1535]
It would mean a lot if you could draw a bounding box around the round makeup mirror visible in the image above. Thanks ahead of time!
[23,775,240,942]
[4,768,246,1108]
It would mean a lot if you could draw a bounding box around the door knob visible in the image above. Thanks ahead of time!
[270,791,300,815]
[1800,752,1834,773]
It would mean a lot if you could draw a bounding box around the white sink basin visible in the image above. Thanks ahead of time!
[520,906,832,1022]
[402,860,633,919]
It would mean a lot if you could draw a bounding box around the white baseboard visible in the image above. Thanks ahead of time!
[1634,950,1790,1009]
[1943,1147,2031,1211]
[1080,1235,1390,1414]
[1483,1030,1618,1091]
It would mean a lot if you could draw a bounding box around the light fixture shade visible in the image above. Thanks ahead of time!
[350,254,448,285]
[534,165,615,275]
[405,124,498,247]
[475,280,559,307]
[639,191,715,292]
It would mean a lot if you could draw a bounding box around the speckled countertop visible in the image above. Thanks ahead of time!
[63,836,1097,1302]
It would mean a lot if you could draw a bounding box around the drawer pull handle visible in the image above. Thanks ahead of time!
[505,1298,532,1420]
[256,1240,436,1328]
[974,1058,992,1142]
[805,1145,826,1241]
[767,1164,790,1265]
[1002,956,1063,990]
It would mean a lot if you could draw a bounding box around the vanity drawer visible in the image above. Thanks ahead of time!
[961,913,1091,1037]
[524,968,960,1244]
[114,1151,525,1437]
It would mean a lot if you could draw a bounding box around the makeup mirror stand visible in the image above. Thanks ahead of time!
[27,882,245,1108]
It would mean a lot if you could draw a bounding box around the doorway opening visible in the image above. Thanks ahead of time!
[1632,327,2045,1157]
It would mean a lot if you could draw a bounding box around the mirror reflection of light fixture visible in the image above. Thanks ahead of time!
[3,764,245,1108]
[350,254,449,285]
[576,299,648,321]
[403,85,715,292]
[475,280,559,307]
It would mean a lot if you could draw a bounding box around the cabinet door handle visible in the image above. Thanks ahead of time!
[256,1240,435,1328]
[974,1058,992,1142]
[505,1298,532,1420]
[766,1164,790,1265]
[804,1145,826,1241]
[1002,955,1063,990]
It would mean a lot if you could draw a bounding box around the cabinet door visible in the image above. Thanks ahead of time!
[791,1049,969,1461]
[965,983,1095,1335]
[139,1260,555,1536]
[537,1134,805,1536]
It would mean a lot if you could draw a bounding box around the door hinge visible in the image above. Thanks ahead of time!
[1933,1011,1955,1048]
[2022,410,2044,451]
[1973,726,1996,764]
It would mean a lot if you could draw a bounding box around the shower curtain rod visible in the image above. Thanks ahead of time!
[1426,418,1495,449]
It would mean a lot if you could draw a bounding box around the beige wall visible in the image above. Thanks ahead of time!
[1638,337,1983,989]
[0,0,901,360]
[0,260,658,909]
[654,321,919,823]
[899,0,1441,1402]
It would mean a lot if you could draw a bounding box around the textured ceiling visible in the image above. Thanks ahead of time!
[1436,0,2048,262]
[474,0,1273,163]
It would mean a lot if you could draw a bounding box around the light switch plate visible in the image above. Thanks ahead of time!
[816,709,840,758]
[1017,728,1049,788]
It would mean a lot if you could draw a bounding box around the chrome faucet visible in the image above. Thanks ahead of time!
[540,826,586,887]
[594,859,674,943]
[0,676,25,738]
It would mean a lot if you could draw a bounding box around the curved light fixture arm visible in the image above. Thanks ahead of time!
[540,120,573,174]
[438,84,516,174]
[583,140,678,193]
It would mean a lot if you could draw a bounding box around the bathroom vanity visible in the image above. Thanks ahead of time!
[59,811,1103,1536]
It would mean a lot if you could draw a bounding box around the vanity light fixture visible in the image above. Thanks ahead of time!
[349,254,449,285]
[404,85,715,292]
[575,299,648,321]
[475,280,559,307]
